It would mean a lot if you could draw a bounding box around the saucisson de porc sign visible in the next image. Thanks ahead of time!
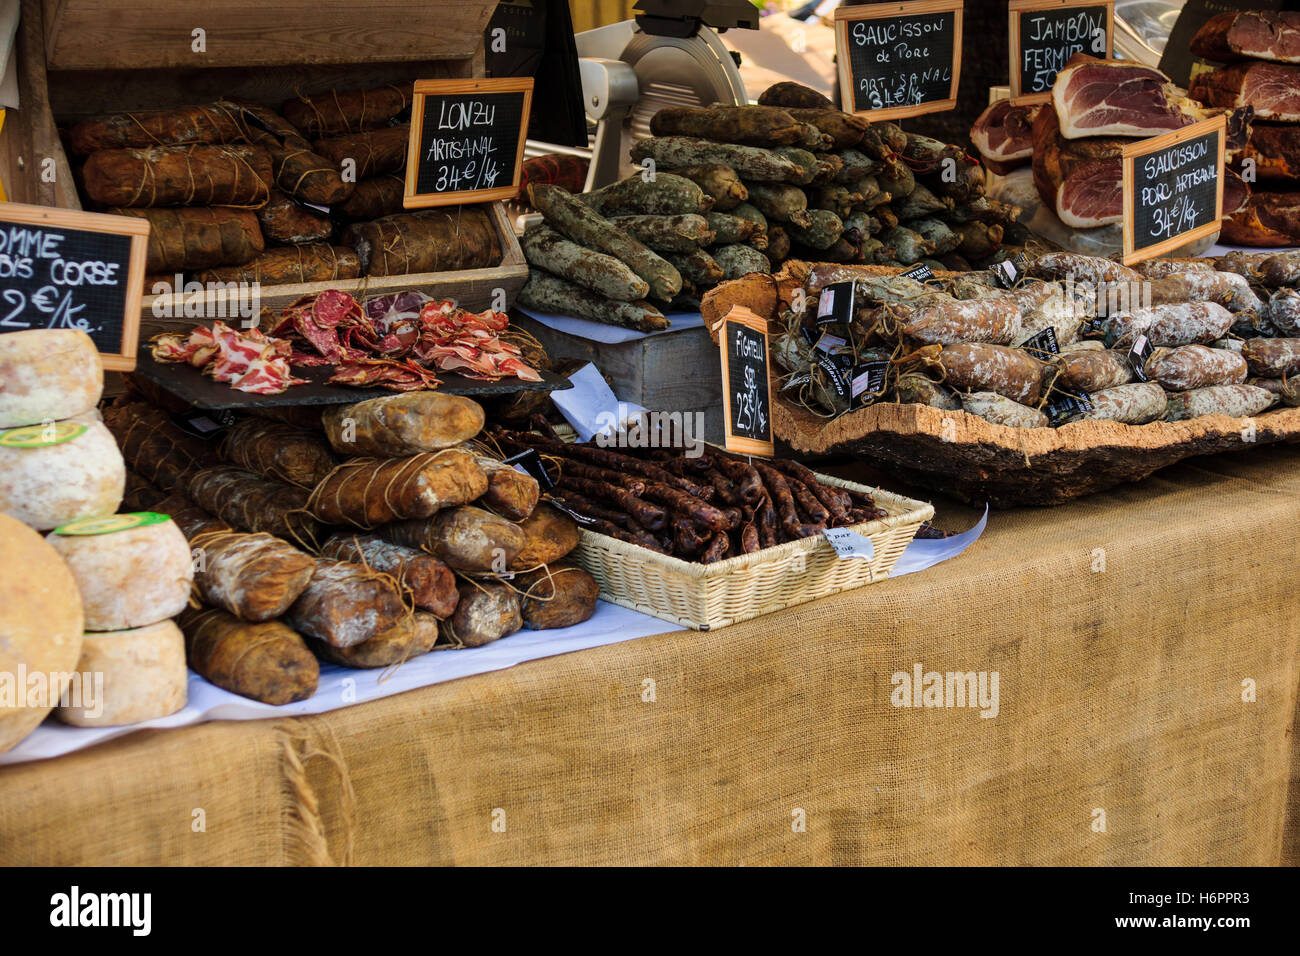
[718,305,775,458]
[404,78,534,209]
[0,203,149,372]
[833,0,964,122]
[1121,113,1226,265]
[1008,0,1114,104]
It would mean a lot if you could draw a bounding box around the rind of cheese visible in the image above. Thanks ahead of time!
[0,329,103,428]
[0,514,85,752]
[47,516,193,630]
[0,417,125,530]
[54,619,187,727]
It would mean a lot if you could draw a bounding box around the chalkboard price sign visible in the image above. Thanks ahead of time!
[0,202,148,372]
[718,305,774,457]
[404,78,534,209]
[833,0,964,121]
[1008,0,1114,103]
[1121,114,1226,265]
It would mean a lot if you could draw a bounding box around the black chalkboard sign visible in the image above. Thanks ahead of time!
[833,1,964,121]
[1008,0,1113,103]
[404,78,534,209]
[1121,114,1226,265]
[0,203,149,371]
[718,306,774,457]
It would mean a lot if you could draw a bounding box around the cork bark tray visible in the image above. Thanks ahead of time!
[703,265,1300,508]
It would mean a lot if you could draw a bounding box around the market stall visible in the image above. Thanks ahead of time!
[3,0,1300,871]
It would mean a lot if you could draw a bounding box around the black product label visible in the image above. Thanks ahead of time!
[1080,316,1108,339]
[781,370,813,392]
[544,494,600,527]
[503,448,554,490]
[816,281,856,326]
[1046,392,1094,427]
[900,263,935,284]
[815,353,850,399]
[171,409,238,438]
[1018,327,1060,361]
[1127,335,1153,382]
[849,360,890,410]
[990,252,1030,289]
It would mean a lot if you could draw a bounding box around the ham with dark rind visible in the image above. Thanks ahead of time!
[1221,190,1300,247]
[1237,124,1300,182]
[970,100,1040,174]
[1222,167,1250,218]
[1190,62,1300,122]
[1191,11,1300,64]
[1031,103,1124,228]
[1053,54,1209,138]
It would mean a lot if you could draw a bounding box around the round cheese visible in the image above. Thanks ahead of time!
[0,513,85,753]
[0,417,124,530]
[0,329,103,428]
[47,512,194,630]
[55,619,187,727]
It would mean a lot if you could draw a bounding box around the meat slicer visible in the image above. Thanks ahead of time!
[524,0,758,194]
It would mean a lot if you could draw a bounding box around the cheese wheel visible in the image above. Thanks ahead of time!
[0,417,124,530]
[0,329,103,428]
[0,514,85,752]
[46,513,193,630]
[55,619,187,727]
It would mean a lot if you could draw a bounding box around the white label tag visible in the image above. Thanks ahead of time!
[822,527,875,560]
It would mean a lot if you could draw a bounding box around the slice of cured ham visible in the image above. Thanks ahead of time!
[1053,54,1212,138]
[1190,62,1300,122]
[1191,11,1300,64]
[970,100,1041,174]
[1031,104,1124,228]
[1221,190,1300,247]
[1237,124,1300,182]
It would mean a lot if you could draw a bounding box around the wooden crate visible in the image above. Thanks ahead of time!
[511,312,726,444]
[1,0,524,347]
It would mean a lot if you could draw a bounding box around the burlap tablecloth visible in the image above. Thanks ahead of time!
[3,446,1299,866]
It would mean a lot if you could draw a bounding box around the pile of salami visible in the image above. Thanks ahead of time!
[772,251,1300,428]
[103,388,600,706]
[1190,10,1300,246]
[64,83,503,290]
[518,81,1019,329]
[971,53,1252,231]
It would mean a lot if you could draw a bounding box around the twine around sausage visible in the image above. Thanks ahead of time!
[304,448,464,529]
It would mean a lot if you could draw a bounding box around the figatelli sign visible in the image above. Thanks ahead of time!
[833,0,964,122]
[404,77,534,208]
[1008,0,1114,103]
[0,203,149,371]
[719,306,774,458]
[1121,113,1226,265]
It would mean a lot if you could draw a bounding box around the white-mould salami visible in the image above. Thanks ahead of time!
[54,619,187,727]
[0,329,103,428]
[1104,302,1234,347]
[1082,383,1167,424]
[0,514,84,753]
[941,343,1049,405]
[0,417,124,530]
[961,392,1048,428]
[1241,338,1300,378]
[899,297,1021,345]
[46,512,193,631]
[1055,349,1132,392]
[1143,346,1249,390]
[1163,385,1275,420]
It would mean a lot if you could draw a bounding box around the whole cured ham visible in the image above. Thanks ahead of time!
[1190,62,1300,122]
[1191,11,1300,64]
[970,100,1040,174]
[1031,104,1124,227]
[1221,190,1300,246]
[1053,55,1210,139]
[1237,125,1300,182]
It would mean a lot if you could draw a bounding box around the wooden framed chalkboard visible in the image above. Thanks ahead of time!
[0,203,148,372]
[718,305,774,458]
[833,0,964,122]
[1008,0,1113,104]
[403,77,534,209]
[1121,114,1226,266]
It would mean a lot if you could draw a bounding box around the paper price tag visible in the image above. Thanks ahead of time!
[823,526,875,560]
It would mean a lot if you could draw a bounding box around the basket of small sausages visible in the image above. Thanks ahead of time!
[484,424,934,630]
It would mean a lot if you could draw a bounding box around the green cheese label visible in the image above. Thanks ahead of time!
[53,512,170,536]
[0,421,88,448]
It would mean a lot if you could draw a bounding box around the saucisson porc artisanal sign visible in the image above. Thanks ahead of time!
[718,305,774,457]
[1121,113,1226,265]
[833,0,964,121]
[404,78,534,209]
[0,202,148,372]
[1008,0,1114,104]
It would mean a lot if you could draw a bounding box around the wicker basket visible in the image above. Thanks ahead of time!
[570,474,934,630]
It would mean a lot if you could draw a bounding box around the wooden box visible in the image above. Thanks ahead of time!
[0,0,525,345]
